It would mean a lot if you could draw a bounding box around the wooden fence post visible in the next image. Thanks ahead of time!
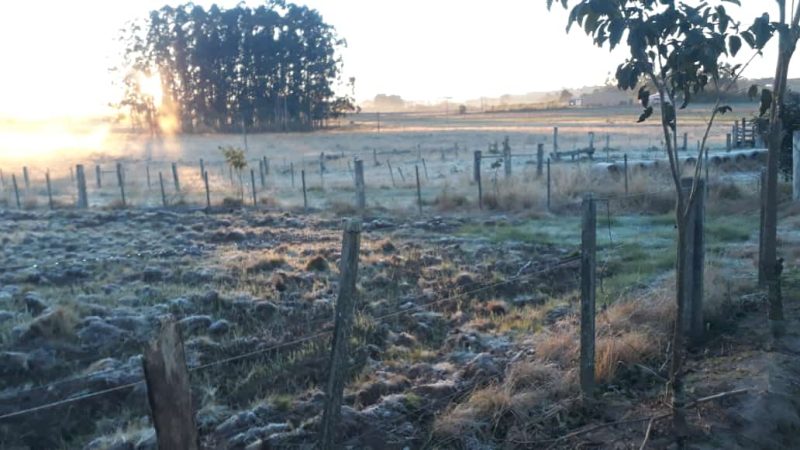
[387,160,396,187]
[623,154,629,195]
[45,171,53,210]
[726,133,732,152]
[250,169,258,207]
[76,164,88,209]
[580,194,596,397]
[171,163,180,192]
[373,148,379,166]
[159,172,167,207]
[116,163,126,207]
[301,169,308,211]
[415,165,422,214]
[546,158,551,211]
[397,166,406,183]
[96,165,102,188]
[199,159,205,180]
[12,174,21,209]
[320,219,362,450]
[553,126,559,153]
[793,131,800,201]
[290,162,295,188]
[475,151,483,210]
[422,158,429,181]
[683,132,688,151]
[354,160,366,211]
[142,319,199,450]
[263,156,269,176]
[203,171,211,210]
[504,147,512,179]
[537,143,544,178]
[588,132,595,153]
[22,166,30,191]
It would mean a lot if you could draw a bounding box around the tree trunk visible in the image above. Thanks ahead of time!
[671,209,689,446]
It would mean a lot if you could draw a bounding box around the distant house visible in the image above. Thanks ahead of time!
[569,98,584,107]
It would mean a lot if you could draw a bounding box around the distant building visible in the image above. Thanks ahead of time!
[569,98,584,107]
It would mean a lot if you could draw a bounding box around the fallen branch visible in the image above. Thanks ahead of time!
[639,417,655,450]
[511,387,751,448]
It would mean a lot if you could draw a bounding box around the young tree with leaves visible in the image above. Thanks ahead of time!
[547,0,768,446]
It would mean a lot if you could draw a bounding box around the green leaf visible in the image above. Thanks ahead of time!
[728,35,741,57]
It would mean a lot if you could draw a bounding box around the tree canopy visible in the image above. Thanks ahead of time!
[116,1,354,134]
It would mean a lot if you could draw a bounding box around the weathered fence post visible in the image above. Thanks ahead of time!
[159,172,167,207]
[759,169,767,286]
[580,194,596,397]
[142,319,199,450]
[301,169,308,211]
[473,151,481,183]
[623,154,629,195]
[387,160,396,187]
[588,131,595,153]
[116,163,126,207]
[22,166,30,191]
[537,144,544,178]
[503,147,512,179]
[263,156,269,176]
[320,219,362,450]
[76,164,88,209]
[171,163,180,192]
[354,160,366,211]
[546,158,551,211]
[553,126,559,153]
[794,131,800,201]
[12,174,21,209]
[726,133,732,152]
[250,169,258,207]
[683,132,688,151]
[45,171,53,210]
[415,165,422,214]
[475,151,483,210]
[203,171,211,210]
[373,148,379,166]
[422,158,429,181]
[96,165,102,188]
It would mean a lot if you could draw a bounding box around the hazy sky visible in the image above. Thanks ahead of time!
[0,0,796,118]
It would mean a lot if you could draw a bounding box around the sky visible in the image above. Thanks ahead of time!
[0,0,796,119]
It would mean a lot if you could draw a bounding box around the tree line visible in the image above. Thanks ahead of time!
[116,1,354,134]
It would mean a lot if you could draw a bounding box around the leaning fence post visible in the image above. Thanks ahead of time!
[354,160,365,211]
[387,160,396,187]
[45,171,53,210]
[12,174,21,209]
[116,163,126,207]
[159,172,167,207]
[96,165,102,188]
[580,194,596,397]
[171,163,180,192]
[397,166,406,183]
[142,319,199,450]
[301,169,308,211]
[203,171,211,210]
[250,169,257,207]
[623,154,629,195]
[320,219,362,450]
[415,165,423,214]
[76,164,88,209]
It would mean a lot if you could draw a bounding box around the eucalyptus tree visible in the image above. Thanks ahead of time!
[115,2,353,133]
[547,0,770,445]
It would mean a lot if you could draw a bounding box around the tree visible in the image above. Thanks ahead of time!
[115,2,354,133]
[559,89,574,102]
[758,2,800,336]
[220,145,247,201]
[547,0,767,445]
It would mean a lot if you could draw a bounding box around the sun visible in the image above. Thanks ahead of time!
[139,72,164,106]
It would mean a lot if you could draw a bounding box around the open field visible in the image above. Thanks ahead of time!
[3,108,800,449]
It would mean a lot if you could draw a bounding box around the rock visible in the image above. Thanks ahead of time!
[0,351,29,375]
[305,255,329,272]
[178,315,213,335]
[453,272,475,288]
[208,319,231,336]
[23,292,49,316]
[77,318,129,351]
